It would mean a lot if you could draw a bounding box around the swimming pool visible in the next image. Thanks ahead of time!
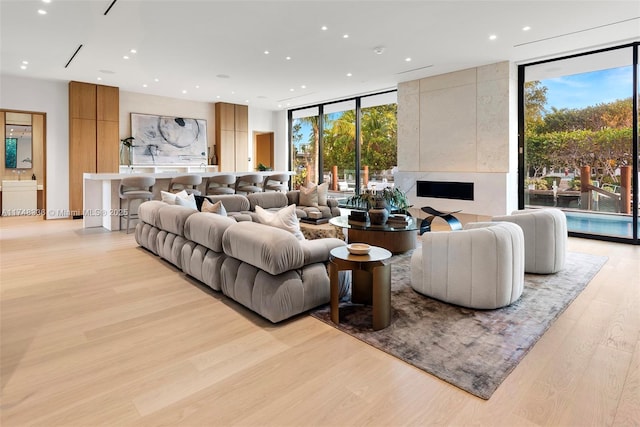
[565,211,635,238]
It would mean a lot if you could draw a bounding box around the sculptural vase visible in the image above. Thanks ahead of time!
[368,207,389,225]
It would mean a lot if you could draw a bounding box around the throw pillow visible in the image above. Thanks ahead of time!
[255,204,305,241]
[161,189,188,204]
[201,198,228,216]
[174,193,197,209]
[299,184,319,207]
[317,182,329,206]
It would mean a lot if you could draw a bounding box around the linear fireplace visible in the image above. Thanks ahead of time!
[416,180,474,201]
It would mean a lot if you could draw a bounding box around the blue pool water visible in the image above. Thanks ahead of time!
[566,211,634,238]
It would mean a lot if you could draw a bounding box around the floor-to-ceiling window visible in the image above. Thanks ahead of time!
[520,43,638,243]
[289,90,397,197]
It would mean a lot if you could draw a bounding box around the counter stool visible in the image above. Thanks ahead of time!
[206,174,236,195]
[168,175,202,196]
[119,176,155,233]
[235,173,264,194]
[263,173,290,192]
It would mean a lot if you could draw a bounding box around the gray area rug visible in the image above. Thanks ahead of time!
[310,251,607,400]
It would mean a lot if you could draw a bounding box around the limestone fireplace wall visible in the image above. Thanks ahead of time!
[395,61,519,219]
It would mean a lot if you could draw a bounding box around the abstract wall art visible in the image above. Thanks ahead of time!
[130,113,208,165]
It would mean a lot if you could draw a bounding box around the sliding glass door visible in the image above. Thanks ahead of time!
[289,90,397,198]
[521,43,638,243]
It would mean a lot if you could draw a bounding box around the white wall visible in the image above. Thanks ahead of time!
[1,74,69,219]
[0,78,289,219]
[395,61,519,217]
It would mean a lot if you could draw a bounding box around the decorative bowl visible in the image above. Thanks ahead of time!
[347,243,371,255]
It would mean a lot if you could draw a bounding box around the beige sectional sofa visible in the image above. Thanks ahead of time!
[135,198,346,323]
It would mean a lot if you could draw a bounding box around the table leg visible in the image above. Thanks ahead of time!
[372,263,391,330]
[329,260,340,324]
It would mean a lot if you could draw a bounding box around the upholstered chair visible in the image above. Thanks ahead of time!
[205,174,236,195]
[235,173,264,194]
[411,222,525,309]
[168,175,202,196]
[263,173,290,192]
[119,176,156,233]
[491,208,567,274]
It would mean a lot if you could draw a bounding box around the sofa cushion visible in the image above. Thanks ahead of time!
[247,191,288,210]
[138,200,166,227]
[157,204,197,236]
[201,198,227,216]
[222,221,305,275]
[184,211,236,252]
[254,204,305,240]
[199,194,250,213]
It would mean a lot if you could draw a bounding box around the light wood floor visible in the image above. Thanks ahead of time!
[1,216,638,426]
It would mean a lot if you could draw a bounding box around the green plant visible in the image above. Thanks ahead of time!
[256,162,272,171]
[347,187,411,213]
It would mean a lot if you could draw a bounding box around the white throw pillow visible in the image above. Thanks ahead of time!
[161,189,188,204]
[174,193,197,209]
[201,198,227,216]
[255,204,305,241]
[299,184,319,207]
[317,182,329,206]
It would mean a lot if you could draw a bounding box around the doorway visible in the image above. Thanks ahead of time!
[254,132,274,170]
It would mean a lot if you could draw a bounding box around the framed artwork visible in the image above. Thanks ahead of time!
[130,113,207,165]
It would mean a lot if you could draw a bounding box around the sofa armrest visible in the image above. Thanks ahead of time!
[298,238,346,265]
[326,198,338,208]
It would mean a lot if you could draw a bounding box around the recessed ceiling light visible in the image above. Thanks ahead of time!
[123,55,129,59]
[245,100,249,103]
[195,85,200,89]
[489,34,497,40]
[289,88,295,92]
[346,73,352,77]
[321,26,328,31]
[154,78,159,82]
[130,49,137,54]
[278,104,282,108]
[286,56,291,60]
[300,85,306,89]
[373,46,385,55]
[37,9,47,15]
[20,65,27,70]
[182,90,187,94]
[264,50,270,55]
[42,0,51,3]
[343,34,349,39]
[97,77,102,81]
[216,95,221,99]
[142,84,148,88]
[522,26,531,31]
[405,57,412,62]
[231,91,235,94]
[22,60,29,65]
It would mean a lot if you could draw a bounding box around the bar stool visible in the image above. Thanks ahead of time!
[119,176,155,233]
[263,173,290,192]
[235,173,264,194]
[168,175,202,196]
[205,174,236,195]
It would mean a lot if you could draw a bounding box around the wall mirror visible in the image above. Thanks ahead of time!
[5,124,33,169]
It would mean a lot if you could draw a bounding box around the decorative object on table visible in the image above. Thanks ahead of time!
[367,198,389,225]
[256,162,273,171]
[419,206,462,234]
[346,187,411,214]
[386,214,409,227]
[120,136,136,166]
[130,113,207,165]
[312,250,607,399]
[346,243,371,255]
[300,217,330,225]
[348,210,368,226]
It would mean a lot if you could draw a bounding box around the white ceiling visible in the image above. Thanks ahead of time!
[1,0,638,111]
